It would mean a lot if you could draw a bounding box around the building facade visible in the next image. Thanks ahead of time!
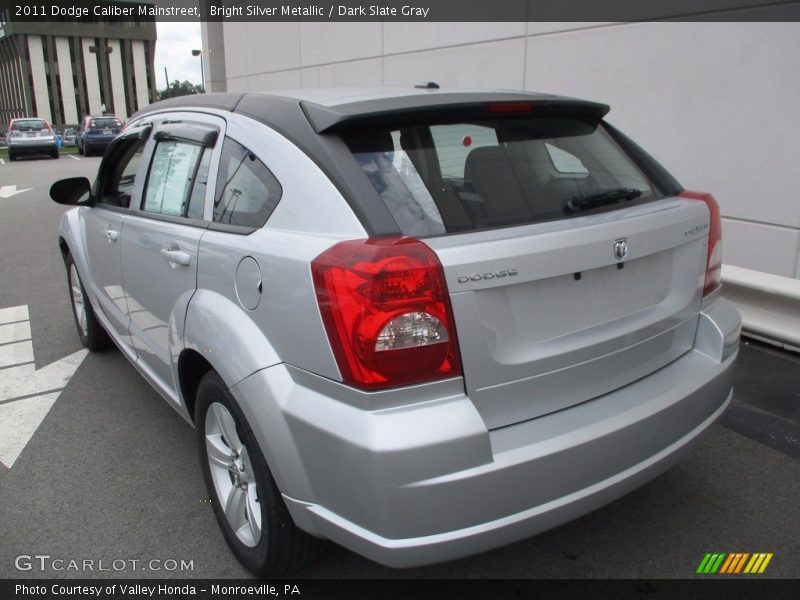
[201,19,800,287]
[0,8,156,127]
[202,15,800,347]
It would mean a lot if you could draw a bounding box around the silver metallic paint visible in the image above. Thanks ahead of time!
[56,97,741,569]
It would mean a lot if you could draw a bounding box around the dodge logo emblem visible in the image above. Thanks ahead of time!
[614,238,629,261]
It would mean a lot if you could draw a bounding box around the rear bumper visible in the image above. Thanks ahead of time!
[84,136,114,149]
[8,140,56,153]
[232,297,740,568]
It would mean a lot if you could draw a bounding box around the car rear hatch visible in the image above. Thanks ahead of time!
[10,120,53,144]
[321,94,710,429]
[426,199,707,428]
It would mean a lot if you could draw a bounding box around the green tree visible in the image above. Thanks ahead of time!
[157,80,204,101]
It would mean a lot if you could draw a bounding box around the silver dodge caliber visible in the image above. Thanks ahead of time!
[51,88,741,575]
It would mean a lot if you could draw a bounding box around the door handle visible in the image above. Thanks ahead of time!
[159,247,191,267]
[104,228,119,242]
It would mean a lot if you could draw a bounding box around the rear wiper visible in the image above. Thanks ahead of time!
[566,188,643,213]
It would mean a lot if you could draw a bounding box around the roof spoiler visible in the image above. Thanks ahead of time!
[301,93,610,134]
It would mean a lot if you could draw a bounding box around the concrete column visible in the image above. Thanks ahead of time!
[202,22,227,92]
[44,37,63,125]
[26,35,51,122]
[131,40,150,110]
[8,39,29,117]
[81,38,102,115]
[108,39,127,118]
[15,36,34,117]
[55,37,78,124]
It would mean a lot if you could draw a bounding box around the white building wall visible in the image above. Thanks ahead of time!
[201,22,227,92]
[26,36,51,123]
[212,20,800,281]
[131,40,150,110]
[54,37,78,124]
[81,38,103,115]
[107,40,127,118]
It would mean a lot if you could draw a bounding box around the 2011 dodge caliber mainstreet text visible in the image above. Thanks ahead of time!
[50,87,741,576]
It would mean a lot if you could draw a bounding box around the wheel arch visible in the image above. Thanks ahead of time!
[179,292,314,501]
[58,235,70,265]
[181,289,281,390]
[177,348,214,423]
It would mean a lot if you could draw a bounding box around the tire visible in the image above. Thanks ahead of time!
[8,152,16,162]
[52,149,59,159]
[66,253,112,351]
[195,371,324,576]
[78,142,84,156]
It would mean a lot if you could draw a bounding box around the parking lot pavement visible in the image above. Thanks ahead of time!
[0,157,798,579]
[723,340,800,461]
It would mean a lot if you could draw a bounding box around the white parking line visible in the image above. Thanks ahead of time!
[0,304,87,468]
[0,341,34,368]
[68,155,80,161]
[0,320,31,344]
[0,305,29,323]
[0,159,5,165]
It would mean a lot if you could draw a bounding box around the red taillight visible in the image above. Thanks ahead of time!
[312,237,462,390]
[680,190,722,296]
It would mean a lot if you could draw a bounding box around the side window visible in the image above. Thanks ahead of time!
[213,138,282,228]
[98,138,146,208]
[142,140,203,217]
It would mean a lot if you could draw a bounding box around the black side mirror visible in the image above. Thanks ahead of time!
[50,177,92,206]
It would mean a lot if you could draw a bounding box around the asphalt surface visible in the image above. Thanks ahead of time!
[0,155,798,579]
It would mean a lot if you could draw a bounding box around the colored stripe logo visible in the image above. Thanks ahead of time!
[696,552,773,574]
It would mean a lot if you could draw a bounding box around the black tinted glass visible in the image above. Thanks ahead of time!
[213,138,282,228]
[343,119,663,237]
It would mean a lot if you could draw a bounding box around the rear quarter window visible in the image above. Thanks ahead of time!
[213,138,282,228]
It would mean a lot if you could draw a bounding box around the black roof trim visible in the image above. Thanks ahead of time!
[128,93,245,121]
[233,93,402,236]
[122,90,612,238]
[301,92,610,133]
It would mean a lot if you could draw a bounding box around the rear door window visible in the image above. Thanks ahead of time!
[343,118,663,237]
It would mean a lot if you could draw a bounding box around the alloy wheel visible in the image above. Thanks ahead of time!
[204,402,262,547]
[69,264,88,337]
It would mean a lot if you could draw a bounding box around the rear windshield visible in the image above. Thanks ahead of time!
[12,120,46,132]
[342,118,664,237]
[91,118,121,129]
